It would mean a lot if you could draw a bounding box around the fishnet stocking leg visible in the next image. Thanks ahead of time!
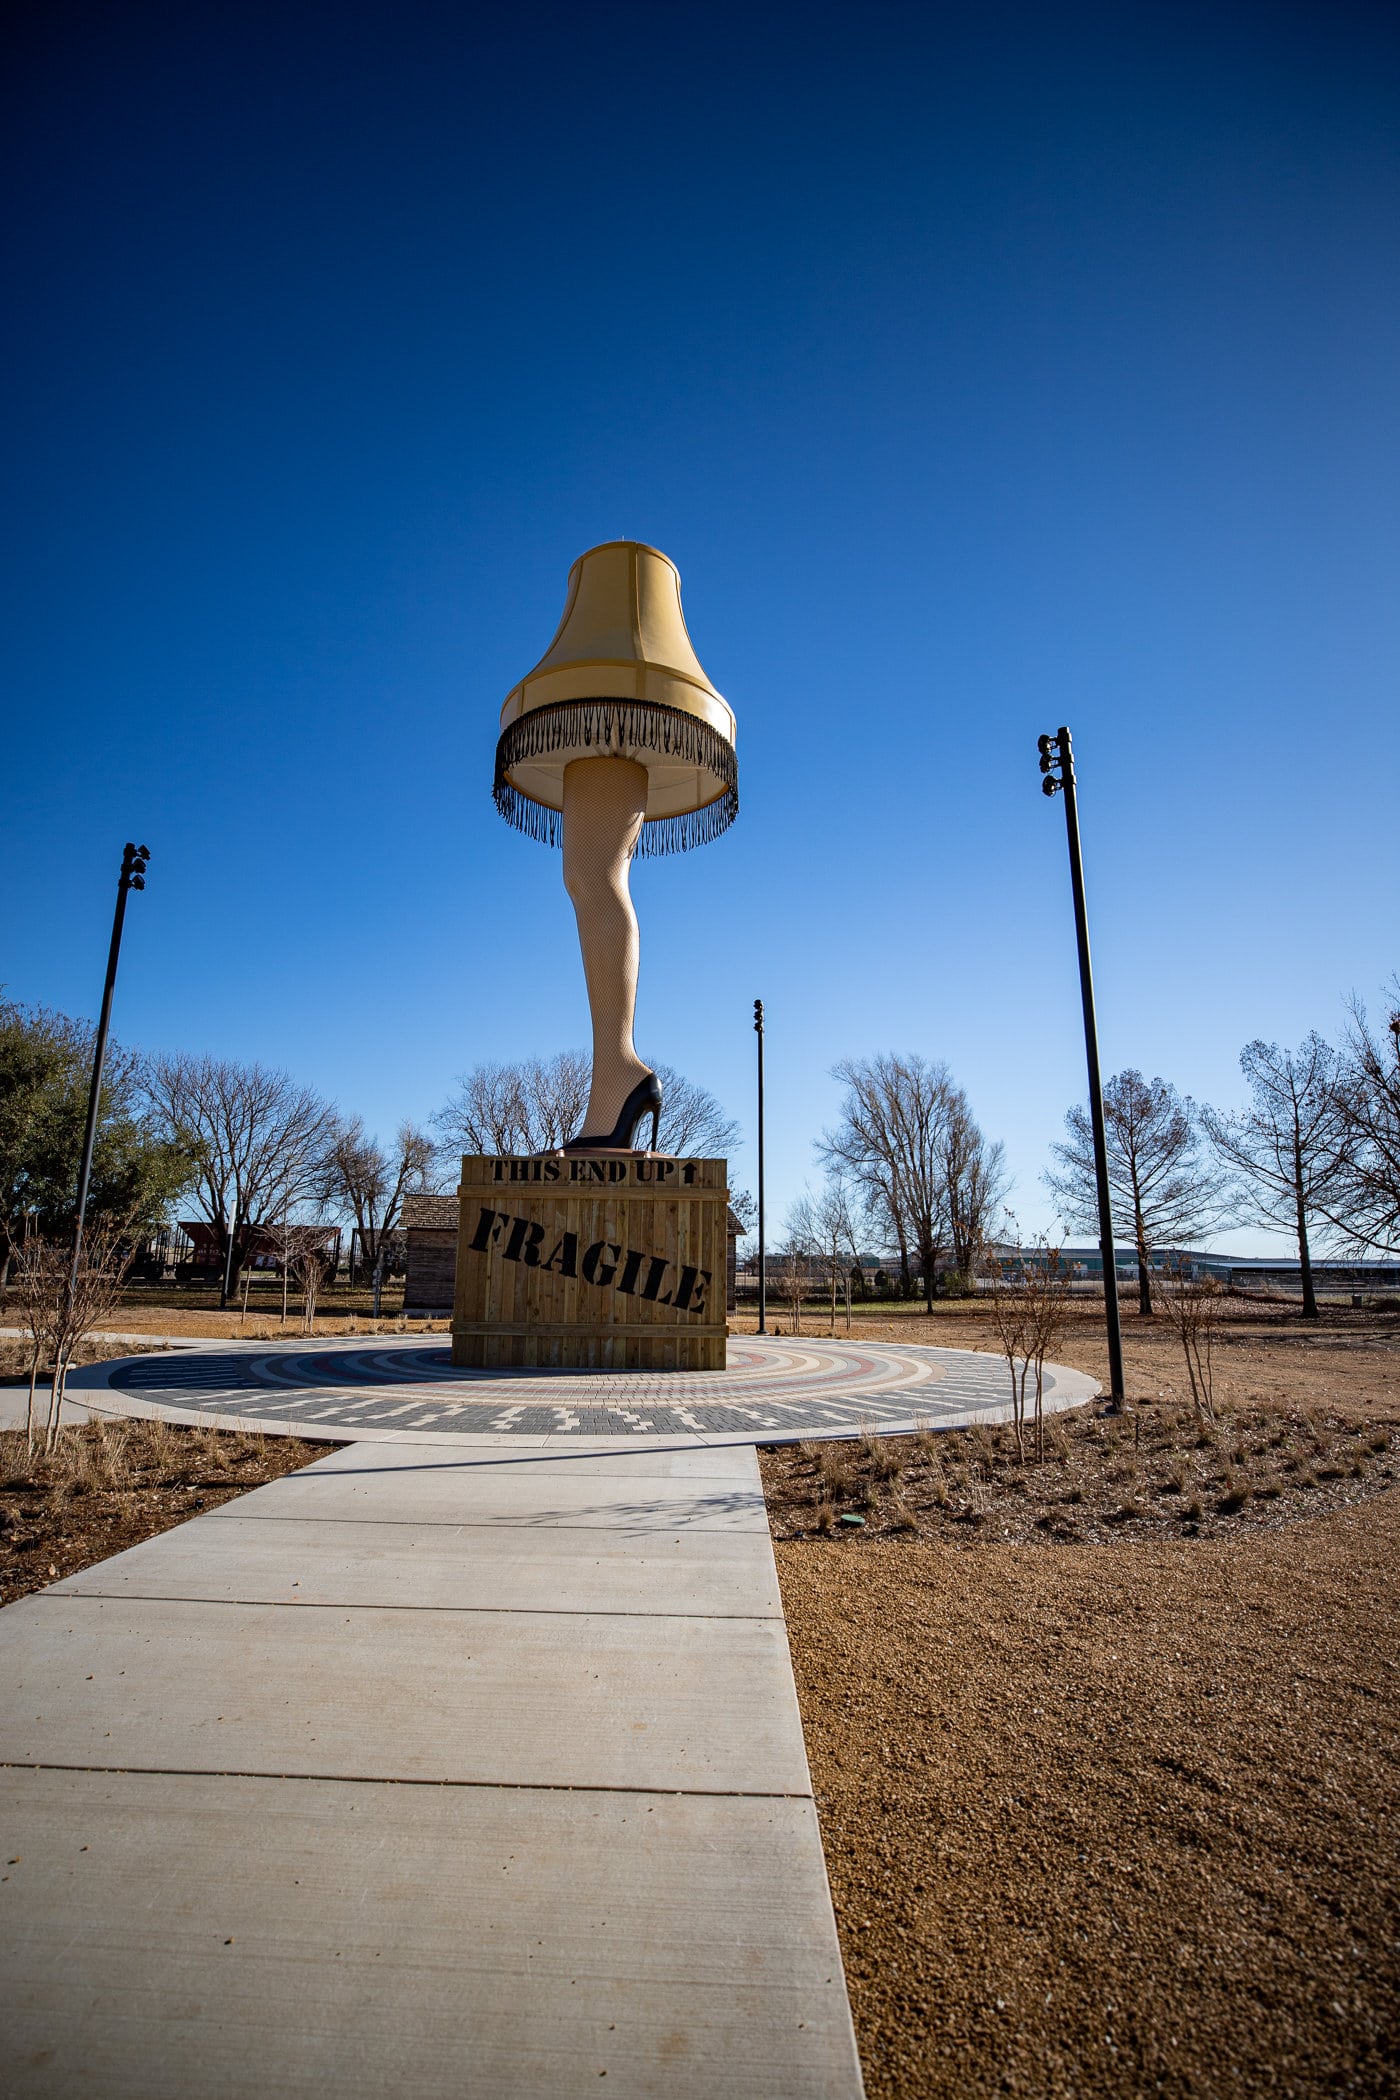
[562,756,651,1138]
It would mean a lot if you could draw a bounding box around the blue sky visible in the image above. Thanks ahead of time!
[5,0,1398,1254]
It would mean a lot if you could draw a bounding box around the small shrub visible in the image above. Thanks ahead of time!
[140,1417,178,1469]
[820,1453,854,1497]
[96,1422,129,1489]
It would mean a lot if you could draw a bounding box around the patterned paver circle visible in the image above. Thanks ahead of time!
[93,1334,1097,1439]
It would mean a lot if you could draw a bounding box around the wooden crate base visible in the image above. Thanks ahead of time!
[451,1154,729,1372]
[450,1323,727,1371]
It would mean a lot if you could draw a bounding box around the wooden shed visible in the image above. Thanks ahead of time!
[401,1193,460,1315]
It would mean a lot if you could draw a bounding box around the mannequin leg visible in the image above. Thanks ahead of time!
[562,756,652,1138]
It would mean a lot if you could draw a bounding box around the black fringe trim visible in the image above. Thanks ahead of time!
[493,698,738,857]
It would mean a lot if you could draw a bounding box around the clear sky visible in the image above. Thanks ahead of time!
[5,0,1398,1255]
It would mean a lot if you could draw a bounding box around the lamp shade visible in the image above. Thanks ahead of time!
[493,541,737,856]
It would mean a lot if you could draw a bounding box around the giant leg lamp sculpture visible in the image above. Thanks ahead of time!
[493,541,738,1150]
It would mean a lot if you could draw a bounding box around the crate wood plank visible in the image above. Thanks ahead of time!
[452,1156,729,1370]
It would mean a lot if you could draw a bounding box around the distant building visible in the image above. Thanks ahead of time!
[401,1195,460,1314]
[733,1243,1400,1302]
[170,1220,341,1275]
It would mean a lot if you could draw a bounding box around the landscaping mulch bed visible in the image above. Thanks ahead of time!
[0,1419,332,1608]
[760,1401,1399,1546]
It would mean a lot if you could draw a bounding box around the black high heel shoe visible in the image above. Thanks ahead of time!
[563,1070,663,1153]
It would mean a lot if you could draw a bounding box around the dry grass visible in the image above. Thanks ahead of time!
[0,1419,331,1605]
[761,1402,1397,1545]
[1,1308,451,1345]
[0,1335,164,1381]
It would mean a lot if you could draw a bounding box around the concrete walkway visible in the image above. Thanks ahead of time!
[0,1435,864,2097]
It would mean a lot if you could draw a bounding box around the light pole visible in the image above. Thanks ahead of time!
[754,998,767,1335]
[221,1201,239,1310]
[69,843,150,1303]
[1038,729,1126,1407]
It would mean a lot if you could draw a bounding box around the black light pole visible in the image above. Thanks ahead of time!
[753,998,767,1335]
[220,1204,238,1311]
[1038,729,1126,1407]
[69,843,150,1301]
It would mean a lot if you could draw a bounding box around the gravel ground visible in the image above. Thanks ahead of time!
[763,1303,1400,2099]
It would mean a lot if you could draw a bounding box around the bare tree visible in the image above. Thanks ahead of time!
[433,1051,738,1160]
[34,1219,135,1452]
[790,1172,861,1334]
[433,1060,534,1155]
[263,1203,298,1328]
[145,1055,338,1300]
[822,1054,1006,1308]
[1025,1245,1069,1463]
[1045,1070,1233,1315]
[942,1091,1010,1288]
[822,1054,949,1307]
[12,1235,68,1451]
[289,1239,329,1335]
[1157,1257,1222,1424]
[648,1063,740,1156]
[323,1118,437,1297]
[988,1233,1036,1461]
[775,1204,818,1336]
[1326,987,1400,1254]
[1202,1034,1349,1318]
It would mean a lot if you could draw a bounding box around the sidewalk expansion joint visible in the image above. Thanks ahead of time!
[34,1591,781,1620]
[204,1512,766,1534]
[0,1759,814,1801]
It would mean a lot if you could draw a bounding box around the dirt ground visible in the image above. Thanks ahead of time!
[756,1300,1400,2099]
[0,1420,331,1607]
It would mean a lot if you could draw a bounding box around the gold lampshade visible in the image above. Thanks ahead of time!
[493,540,738,856]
